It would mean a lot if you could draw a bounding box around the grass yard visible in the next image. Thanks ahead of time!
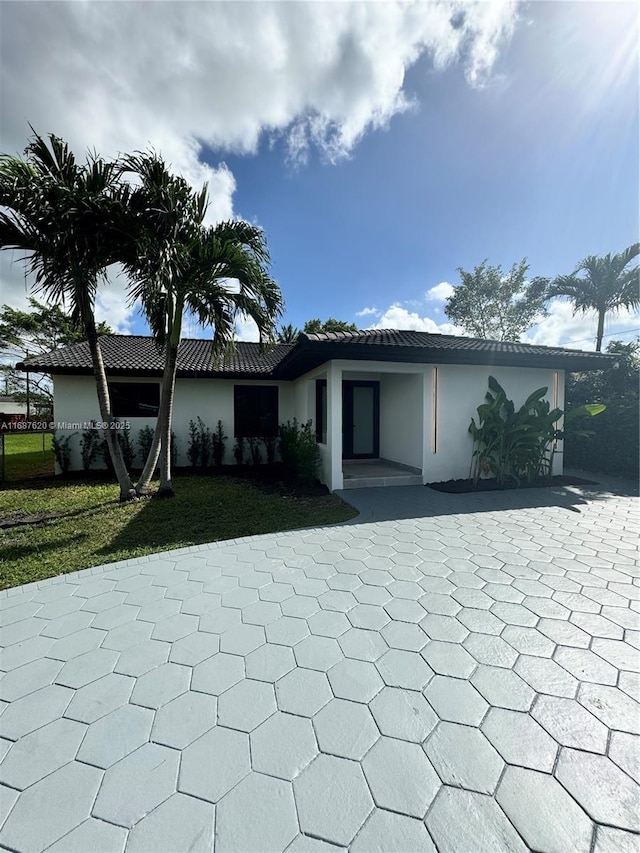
[1,432,55,481]
[0,474,358,590]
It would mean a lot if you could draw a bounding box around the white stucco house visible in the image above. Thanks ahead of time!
[19,329,612,491]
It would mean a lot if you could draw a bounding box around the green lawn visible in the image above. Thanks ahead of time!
[1,432,55,481]
[0,474,357,590]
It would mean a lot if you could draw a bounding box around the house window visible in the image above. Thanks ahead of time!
[316,379,327,443]
[110,383,160,418]
[234,385,279,437]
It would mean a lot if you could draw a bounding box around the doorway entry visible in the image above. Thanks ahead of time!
[342,381,379,459]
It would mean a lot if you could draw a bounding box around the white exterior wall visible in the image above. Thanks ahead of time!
[53,375,294,470]
[54,363,565,485]
[428,364,565,482]
[379,373,423,470]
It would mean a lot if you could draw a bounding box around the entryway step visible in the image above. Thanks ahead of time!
[342,474,423,489]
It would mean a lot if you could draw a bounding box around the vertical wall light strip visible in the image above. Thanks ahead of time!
[552,371,560,449]
[432,367,438,453]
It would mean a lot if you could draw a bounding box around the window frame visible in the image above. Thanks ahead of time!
[109,382,160,419]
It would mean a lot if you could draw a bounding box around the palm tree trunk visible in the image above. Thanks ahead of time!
[595,310,606,352]
[156,340,179,497]
[83,308,135,502]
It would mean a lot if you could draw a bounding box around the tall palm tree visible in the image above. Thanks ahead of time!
[122,153,283,497]
[277,323,301,343]
[547,244,639,351]
[0,133,136,500]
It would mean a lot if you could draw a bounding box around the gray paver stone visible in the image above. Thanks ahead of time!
[76,703,154,768]
[45,818,127,853]
[362,737,439,818]
[215,771,297,853]
[295,635,343,670]
[426,787,528,853]
[496,766,594,853]
[55,649,119,689]
[608,731,639,784]
[424,675,488,725]
[327,658,383,704]
[313,699,378,760]
[266,616,310,646]
[113,639,170,677]
[151,690,217,749]
[375,649,433,690]
[0,684,73,740]
[126,792,215,853]
[514,655,579,698]
[338,627,388,661]
[101,620,153,651]
[369,686,437,742]
[470,665,535,711]
[532,695,608,753]
[594,826,640,853]
[217,679,276,732]
[555,748,640,832]
[251,712,318,780]
[245,642,296,682]
[294,754,373,846]
[93,742,179,828]
[0,717,86,790]
[63,673,134,723]
[130,662,190,709]
[179,726,250,803]
[0,761,103,852]
[0,657,63,702]
[425,721,504,794]
[421,640,476,678]
[276,668,332,716]
[482,707,558,771]
[350,809,436,853]
[578,684,640,734]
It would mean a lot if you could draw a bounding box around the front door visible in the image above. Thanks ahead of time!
[342,381,379,459]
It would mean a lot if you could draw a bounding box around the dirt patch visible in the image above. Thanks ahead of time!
[427,475,599,494]
[0,510,67,530]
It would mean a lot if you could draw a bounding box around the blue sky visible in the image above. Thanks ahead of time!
[2,1,638,351]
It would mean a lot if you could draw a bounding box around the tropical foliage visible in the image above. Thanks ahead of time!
[564,340,639,478]
[279,418,321,484]
[0,133,136,499]
[469,376,604,487]
[445,259,548,341]
[544,244,639,351]
[303,318,357,334]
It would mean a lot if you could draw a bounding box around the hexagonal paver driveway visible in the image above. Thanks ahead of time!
[1,476,639,851]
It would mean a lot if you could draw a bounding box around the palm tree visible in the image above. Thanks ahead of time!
[277,323,301,343]
[546,244,639,351]
[0,133,136,500]
[123,153,283,497]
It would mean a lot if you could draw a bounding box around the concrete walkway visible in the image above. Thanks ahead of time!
[0,474,638,852]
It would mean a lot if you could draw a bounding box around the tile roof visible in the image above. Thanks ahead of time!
[18,336,293,377]
[18,329,614,377]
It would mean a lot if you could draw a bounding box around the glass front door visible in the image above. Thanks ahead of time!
[342,381,379,459]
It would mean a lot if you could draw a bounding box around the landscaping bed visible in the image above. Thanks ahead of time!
[428,474,599,494]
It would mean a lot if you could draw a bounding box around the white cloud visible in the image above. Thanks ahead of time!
[356,306,380,318]
[0,0,520,327]
[524,299,640,351]
[234,314,261,343]
[367,304,463,335]
[426,281,455,302]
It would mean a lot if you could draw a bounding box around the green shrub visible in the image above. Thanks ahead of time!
[118,425,136,471]
[80,427,100,471]
[564,340,639,479]
[469,376,604,487]
[138,426,155,464]
[188,419,201,469]
[52,431,76,473]
[279,418,320,484]
[212,420,227,467]
[233,435,245,465]
[262,435,277,465]
[248,437,262,465]
[187,417,213,469]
